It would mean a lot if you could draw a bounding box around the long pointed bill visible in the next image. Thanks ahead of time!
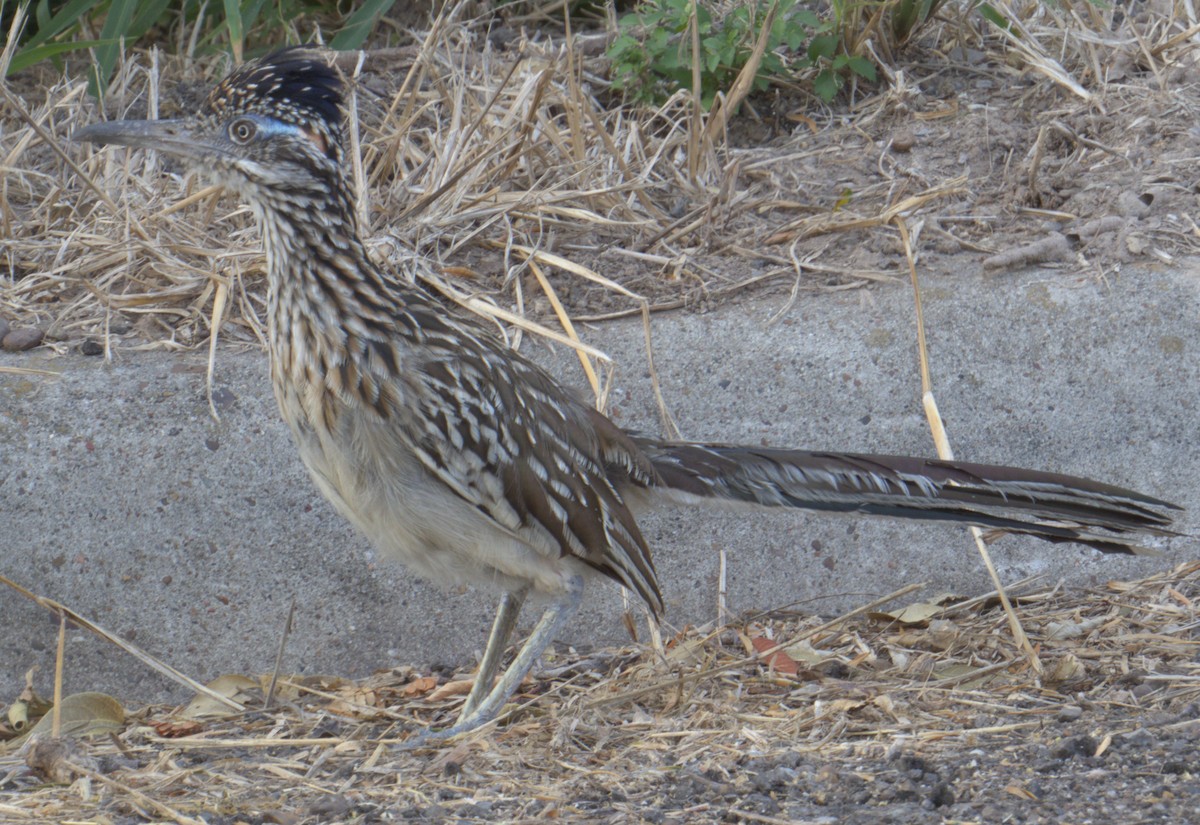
[71,119,209,161]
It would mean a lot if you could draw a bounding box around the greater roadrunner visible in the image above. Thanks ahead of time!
[75,47,1178,740]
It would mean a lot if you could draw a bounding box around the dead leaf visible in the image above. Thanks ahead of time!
[153,720,204,738]
[750,636,799,676]
[181,675,260,719]
[1167,587,1192,608]
[1046,653,1087,683]
[1005,783,1039,800]
[664,636,710,665]
[428,679,476,702]
[6,700,29,733]
[782,639,828,666]
[813,698,864,717]
[3,693,125,753]
[1044,616,1104,640]
[402,676,439,697]
[258,674,303,702]
[870,601,947,626]
[932,663,996,689]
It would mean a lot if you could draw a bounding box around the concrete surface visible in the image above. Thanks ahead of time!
[3,263,1196,703]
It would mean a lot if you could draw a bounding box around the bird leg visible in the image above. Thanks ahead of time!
[458,586,529,723]
[406,574,584,745]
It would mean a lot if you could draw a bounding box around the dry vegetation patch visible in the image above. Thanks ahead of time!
[3,2,1200,354]
[1,562,1197,822]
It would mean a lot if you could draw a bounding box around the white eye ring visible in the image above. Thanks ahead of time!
[229,118,257,144]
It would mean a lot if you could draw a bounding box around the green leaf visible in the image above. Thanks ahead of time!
[128,0,174,40]
[238,0,271,35]
[608,33,638,59]
[808,33,837,61]
[846,55,876,80]
[793,8,820,28]
[783,25,806,51]
[89,0,139,99]
[705,46,721,74]
[22,0,102,50]
[223,0,244,58]
[330,0,397,51]
[813,69,839,101]
[35,0,53,33]
[979,3,1013,32]
[8,38,115,76]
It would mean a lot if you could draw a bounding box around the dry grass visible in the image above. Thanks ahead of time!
[1,561,1197,821]
[3,1,1194,366]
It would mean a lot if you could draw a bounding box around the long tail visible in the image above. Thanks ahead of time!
[634,441,1179,554]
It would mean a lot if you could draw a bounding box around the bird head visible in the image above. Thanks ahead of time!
[73,47,344,199]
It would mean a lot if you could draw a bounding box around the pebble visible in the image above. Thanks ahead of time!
[1051,734,1097,760]
[892,131,916,153]
[753,766,798,791]
[2,327,44,351]
[1058,704,1083,722]
[80,340,104,356]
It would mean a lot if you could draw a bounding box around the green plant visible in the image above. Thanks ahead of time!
[888,0,945,43]
[608,0,820,108]
[608,0,877,107]
[3,0,396,98]
[806,31,876,101]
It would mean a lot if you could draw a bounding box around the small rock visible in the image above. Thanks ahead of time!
[929,782,955,807]
[1132,682,1157,699]
[1058,704,1083,722]
[0,317,9,340]
[80,340,104,356]
[1121,728,1157,749]
[753,766,797,792]
[892,131,916,153]
[308,795,353,818]
[210,387,237,408]
[1051,734,1097,760]
[2,327,44,352]
[1117,189,1153,218]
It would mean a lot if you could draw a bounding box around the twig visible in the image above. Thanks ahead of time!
[894,216,1043,675]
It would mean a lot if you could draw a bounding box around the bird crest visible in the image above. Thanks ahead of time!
[203,46,343,160]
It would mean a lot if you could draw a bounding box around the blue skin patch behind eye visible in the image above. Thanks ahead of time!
[237,115,333,159]
[243,116,303,140]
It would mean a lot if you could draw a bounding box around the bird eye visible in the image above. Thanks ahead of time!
[228,118,257,144]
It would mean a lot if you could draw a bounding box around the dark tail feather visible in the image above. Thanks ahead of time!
[635,441,1180,555]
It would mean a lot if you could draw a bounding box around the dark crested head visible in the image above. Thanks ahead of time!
[73,46,346,193]
[202,46,343,160]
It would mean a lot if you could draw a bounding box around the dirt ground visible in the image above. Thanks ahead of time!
[5,563,1198,824]
[2,4,1200,824]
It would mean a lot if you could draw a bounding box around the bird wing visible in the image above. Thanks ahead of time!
[400,321,664,612]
